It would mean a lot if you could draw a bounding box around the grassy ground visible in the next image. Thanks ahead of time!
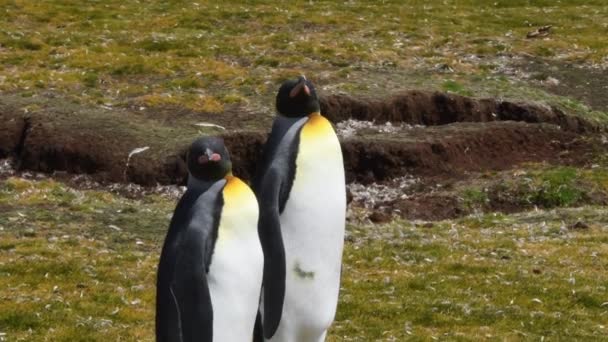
[2,1,608,341]
[0,177,607,341]
[1,0,607,114]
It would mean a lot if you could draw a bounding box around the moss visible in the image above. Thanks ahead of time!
[461,187,489,210]
[529,167,585,207]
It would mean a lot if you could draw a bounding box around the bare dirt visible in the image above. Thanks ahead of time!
[1,90,606,220]
[320,90,604,133]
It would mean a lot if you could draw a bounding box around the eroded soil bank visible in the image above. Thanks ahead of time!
[1,90,605,220]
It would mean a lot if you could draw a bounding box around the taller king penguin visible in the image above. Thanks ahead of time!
[254,76,346,342]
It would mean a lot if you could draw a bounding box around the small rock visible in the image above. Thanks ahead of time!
[344,231,355,242]
[369,211,391,224]
[532,268,542,274]
[526,25,552,39]
[436,63,454,73]
[544,77,560,86]
[131,285,145,292]
[23,228,36,237]
[569,221,589,230]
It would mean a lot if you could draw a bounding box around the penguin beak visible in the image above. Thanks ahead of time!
[289,79,311,98]
[198,149,222,164]
[206,149,222,162]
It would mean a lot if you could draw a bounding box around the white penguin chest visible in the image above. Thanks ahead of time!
[281,115,346,271]
[207,177,263,342]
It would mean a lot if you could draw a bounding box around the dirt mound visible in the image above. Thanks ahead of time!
[342,121,584,183]
[0,115,28,158]
[320,91,603,133]
[0,90,603,188]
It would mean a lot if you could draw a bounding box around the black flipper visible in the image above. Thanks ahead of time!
[252,310,264,342]
[257,167,286,339]
[252,116,303,192]
[156,190,201,342]
[170,228,213,342]
[157,180,225,342]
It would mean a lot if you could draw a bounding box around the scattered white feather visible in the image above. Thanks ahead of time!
[0,159,15,176]
[124,147,150,181]
[127,146,150,158]
[193,122,225,130]
[336,119,420,138]
[348,175,419,209]
[107,225,122,231]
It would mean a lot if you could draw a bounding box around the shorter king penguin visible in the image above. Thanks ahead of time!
[254,76,346,342]
[156,137,263,342]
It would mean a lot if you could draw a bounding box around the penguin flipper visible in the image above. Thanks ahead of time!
[252,311,264,342]
[170,228,214,341]
[257,167,286,338]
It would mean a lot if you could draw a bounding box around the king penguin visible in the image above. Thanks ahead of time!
[156,136,263,342]
[253,76,346,342]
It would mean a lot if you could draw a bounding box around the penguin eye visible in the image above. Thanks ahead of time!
[198,155,209,164]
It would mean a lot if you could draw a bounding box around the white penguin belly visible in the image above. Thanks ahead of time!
[270,116,346,342]
[208,178,263,342]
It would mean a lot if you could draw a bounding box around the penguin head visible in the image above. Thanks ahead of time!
[276,75,320,118]
[187,136,232,182]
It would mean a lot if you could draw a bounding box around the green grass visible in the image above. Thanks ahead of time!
[461,187,489,211]
[1,177,607,340]
[2,2,608,340]
[454,164,608,217]
[1,0,608,116]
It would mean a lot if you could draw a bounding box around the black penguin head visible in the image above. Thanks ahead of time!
[276,76,320,118]
[187,136,232,182]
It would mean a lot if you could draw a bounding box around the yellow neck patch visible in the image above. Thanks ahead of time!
[216,175,257,241]
[222,175,250,200]
[301,112,334,141]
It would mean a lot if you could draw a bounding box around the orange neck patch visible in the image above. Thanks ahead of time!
[301,112,334,140]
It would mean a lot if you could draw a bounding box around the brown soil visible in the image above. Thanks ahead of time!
[342,121,588,184]
[389,194,464,222]
[1,90,605,220]
[320,91,604,133]
[366,153,608,222]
